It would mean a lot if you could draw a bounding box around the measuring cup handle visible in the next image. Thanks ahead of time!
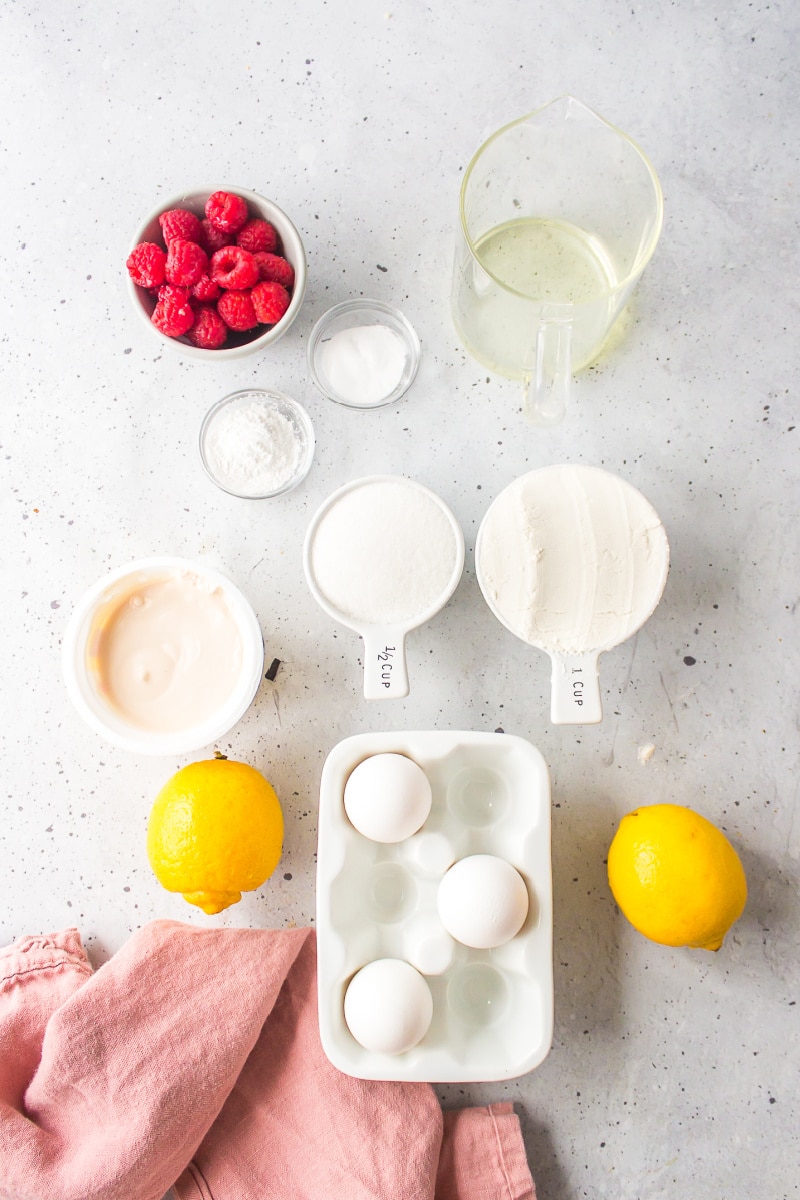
[523,319,572,427]
[362,630,409,699]
[550,651,602,724]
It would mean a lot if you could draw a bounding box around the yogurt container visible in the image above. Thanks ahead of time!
[62,557,264,755]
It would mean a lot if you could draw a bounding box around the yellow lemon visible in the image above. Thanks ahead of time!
[147,758,284,915]
[607,803,747,951]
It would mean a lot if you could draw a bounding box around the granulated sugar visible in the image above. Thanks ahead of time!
[309,478,460,625]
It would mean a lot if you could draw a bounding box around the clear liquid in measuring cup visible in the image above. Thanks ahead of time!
[454,217,619,379]
[475,218,614,303]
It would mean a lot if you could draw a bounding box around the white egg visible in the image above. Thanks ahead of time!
[344,958,434,1055]
[343,753,432,843]
[437,855,529,949]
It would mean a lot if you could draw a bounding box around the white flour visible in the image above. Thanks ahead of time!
[477,465,669,654]
[321,324,406,405]
[205,398,301,496]
[309,478,460,624]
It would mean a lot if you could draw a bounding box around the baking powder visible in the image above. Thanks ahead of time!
[204,398,301,496]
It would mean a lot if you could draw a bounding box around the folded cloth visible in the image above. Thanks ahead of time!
[0,921,535,1200]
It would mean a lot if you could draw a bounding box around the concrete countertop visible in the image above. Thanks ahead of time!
[2,1,798,1195]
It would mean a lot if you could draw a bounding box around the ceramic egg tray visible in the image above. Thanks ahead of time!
[316,730,553,1082]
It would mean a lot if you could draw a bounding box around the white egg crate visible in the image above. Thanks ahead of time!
[316,730,553,1082]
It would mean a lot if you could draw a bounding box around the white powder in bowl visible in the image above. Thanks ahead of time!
[320,324,407,406]
[309,478,460,625]
[204,398,302,497]
[477,465,669,654]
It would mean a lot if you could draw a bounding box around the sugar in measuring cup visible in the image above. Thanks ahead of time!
[476,465,669,723]
[303,476,465,699]
[452,96,663,426]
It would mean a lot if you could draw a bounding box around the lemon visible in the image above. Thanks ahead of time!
[607,803,747,951]
[147,758,284,915]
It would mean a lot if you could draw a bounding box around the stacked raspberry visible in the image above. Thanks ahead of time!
[126,191,296,350]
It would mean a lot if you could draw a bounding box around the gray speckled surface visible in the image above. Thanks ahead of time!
[1,1,798,1196]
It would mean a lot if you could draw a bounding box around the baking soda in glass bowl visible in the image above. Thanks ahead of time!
[308,299,421,408]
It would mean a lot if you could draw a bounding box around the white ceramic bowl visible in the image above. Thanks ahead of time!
[62,557,264,755]
[127,186,307,360]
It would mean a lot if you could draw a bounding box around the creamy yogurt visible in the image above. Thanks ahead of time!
[88,569,244,733]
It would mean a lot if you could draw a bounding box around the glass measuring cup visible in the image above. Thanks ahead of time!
[451,96,663,426]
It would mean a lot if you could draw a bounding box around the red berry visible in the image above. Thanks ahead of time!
[187,305,228,350]
[191,273,221,303]
[217,289,258,331]
[126,242,166,289]
[165,238,208,288]
[210,245,259,290]
[152,285,194,337]
[236,219,279,254]
[199,218,233,255]
[159,208,202,244]
[251,280,291,325]
[252,251,294,290]
[205,191,249,234]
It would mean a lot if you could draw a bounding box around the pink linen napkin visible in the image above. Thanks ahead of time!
[0,921,535,1200]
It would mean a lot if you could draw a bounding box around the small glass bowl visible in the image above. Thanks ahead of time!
[307,299,421,409]
[199,388,315,498]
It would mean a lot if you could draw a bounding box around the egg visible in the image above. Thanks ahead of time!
[437,855,529,949]
[344,958,434,1055]
[343,753,432,843]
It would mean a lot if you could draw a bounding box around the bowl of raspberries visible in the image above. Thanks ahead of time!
[126,187,306,358]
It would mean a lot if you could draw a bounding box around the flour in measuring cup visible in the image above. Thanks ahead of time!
[478,465,669,654]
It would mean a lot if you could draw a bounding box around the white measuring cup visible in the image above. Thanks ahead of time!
[303,476,465,699]
[475,465,669,724]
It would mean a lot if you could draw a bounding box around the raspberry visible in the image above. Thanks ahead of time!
[205,191,249,234]
[251,280,291,325]
[217,289,258,331]
[151,285,194,338]
[199,218,233,255]
[187,305,228,350]
[252,251,294,290]
[210,246,259,290]
[165,238,208,288]
[191,273,221,303]
[126,242,166,289]
[159,208,202,244]
[236,219,279,254]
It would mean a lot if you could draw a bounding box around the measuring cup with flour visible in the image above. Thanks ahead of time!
[304,476,465,698]
[476,465,669,724]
